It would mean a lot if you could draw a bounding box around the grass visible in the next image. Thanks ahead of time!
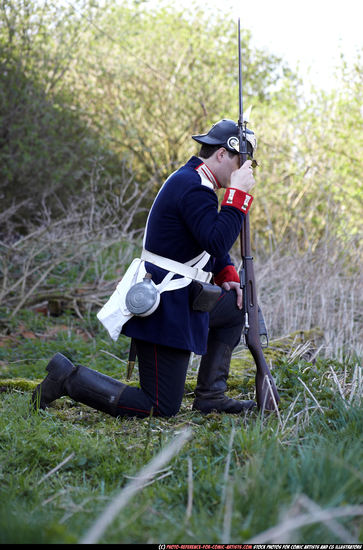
[0,308,362,544]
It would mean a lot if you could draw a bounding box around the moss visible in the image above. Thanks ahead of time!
[0,378,39,392]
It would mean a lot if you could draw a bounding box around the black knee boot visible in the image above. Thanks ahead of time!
[192,340,256,414]
[32,353,127,417]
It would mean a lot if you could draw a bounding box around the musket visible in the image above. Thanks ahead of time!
[237,19,280,412]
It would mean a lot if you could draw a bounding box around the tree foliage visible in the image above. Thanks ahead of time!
[0,0,107,228]
[0,0,361,250]
[59,1,288,182]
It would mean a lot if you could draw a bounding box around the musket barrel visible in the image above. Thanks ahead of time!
[237,18,280,411]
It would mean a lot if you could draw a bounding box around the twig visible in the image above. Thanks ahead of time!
[0,255,57,301]
[288,341,313,364]
[281,392,301,432]
[329,366,345,399]
[123,467,170,480]
[99,350,127,365]
[10,259,64,317]
[37,452,75,486]
[297,494,356,543]
[349,364,359,404]
[264,375,282,427]
[349,364,362,404]
[185,457,193,522]
[79,429,192,544]
[329,365,348,408]
[134,470,173,488]
[221,425,235,509]
[221,482,234,544]
[219,425,236,541]
[249,505,363,543]
[297,376,324,412]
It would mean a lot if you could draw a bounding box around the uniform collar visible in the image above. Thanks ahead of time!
[191,156,221,190]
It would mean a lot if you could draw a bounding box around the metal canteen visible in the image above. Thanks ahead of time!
[125,273,160,317]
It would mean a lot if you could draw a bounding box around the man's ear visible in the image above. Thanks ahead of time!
[215,147,226,162]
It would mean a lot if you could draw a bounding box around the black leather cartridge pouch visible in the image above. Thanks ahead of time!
[191,281,222,312]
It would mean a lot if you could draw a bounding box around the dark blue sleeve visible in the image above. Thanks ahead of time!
[179,185,244,258]
[213,254,234,275]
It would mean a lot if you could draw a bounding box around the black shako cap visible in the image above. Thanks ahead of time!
[192,119,256,156]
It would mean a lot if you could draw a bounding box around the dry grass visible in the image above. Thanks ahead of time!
[243,233,362,359]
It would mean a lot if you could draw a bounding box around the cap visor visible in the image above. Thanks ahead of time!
[192,134,223,145]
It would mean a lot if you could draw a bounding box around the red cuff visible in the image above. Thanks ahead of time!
[214,265,240,286]
[221,188,253,213]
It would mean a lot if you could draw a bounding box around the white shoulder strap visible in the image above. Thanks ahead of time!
[141,249,211,283]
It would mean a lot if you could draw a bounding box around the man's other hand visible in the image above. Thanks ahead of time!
[221,281,242,310]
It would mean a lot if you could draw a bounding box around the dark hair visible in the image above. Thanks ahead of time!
[199,144,237,159]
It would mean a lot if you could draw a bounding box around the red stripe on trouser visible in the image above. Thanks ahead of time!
[117,405,150,414]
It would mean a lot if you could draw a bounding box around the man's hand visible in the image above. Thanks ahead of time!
[230,159,255,193]
[221,281,242,309]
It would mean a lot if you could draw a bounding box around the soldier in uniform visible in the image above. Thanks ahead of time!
[33,119,258,418]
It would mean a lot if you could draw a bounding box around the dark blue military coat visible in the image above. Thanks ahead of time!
[122,156,252,355]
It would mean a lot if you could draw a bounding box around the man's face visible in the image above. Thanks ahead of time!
[218,150,240,188]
